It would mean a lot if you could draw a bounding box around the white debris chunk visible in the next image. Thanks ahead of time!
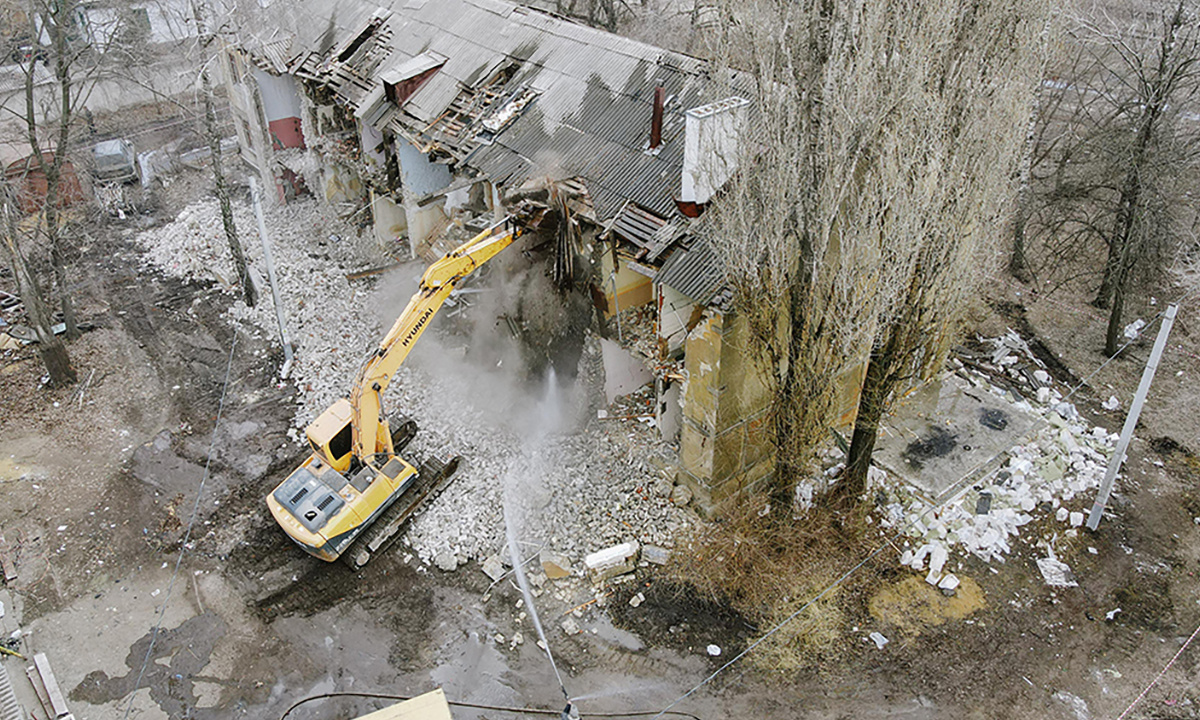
[584,541,640,581]
[1102,396,1120,411]
[1037,556,1079,587]
[938,574,960,592]
[868,632,889,649]
[706,644,722,656]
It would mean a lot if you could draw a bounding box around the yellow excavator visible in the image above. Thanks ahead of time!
[267,216,527,568]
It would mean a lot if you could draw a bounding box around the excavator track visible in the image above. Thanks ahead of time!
[340,453,462,570]
[389,414,418,453]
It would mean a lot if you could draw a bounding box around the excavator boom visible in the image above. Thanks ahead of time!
[350,217,521,461]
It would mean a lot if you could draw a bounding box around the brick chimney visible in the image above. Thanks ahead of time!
[650,86,665,150]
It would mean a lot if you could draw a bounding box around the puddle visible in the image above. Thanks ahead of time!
[587,614,645,651]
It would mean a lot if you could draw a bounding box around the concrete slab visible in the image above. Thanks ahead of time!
[873,374,1044,502]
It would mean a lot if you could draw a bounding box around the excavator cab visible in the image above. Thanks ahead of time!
[305,398,359,473]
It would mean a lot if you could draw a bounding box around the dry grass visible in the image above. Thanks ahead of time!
[670,498,878,670]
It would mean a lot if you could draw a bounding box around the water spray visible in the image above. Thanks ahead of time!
[503,368,571,704]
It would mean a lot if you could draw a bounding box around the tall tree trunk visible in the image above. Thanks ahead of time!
[1094,234,1119,308]
[201,64,256,306]
[1009,97,1040,283]
[26,0,81,340]
[48,0,79,339]
[195,1,256,307]
[3,201,75,386]
[840,325,903,505]
[1104,262,1129,357]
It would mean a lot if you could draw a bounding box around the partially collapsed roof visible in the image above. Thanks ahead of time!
[235,0,743,222]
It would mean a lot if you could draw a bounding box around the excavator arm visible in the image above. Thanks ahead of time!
[349,217,523,462]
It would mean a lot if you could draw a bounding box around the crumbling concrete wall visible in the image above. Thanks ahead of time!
[657,284,695,355]
[678,310,774,509]
[371,190,407,255]
[678,308,871,510]
[598,250,653,316]
[397,139,451,251]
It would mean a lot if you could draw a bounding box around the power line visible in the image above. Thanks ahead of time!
[1115,619,1200,720]
[121,328,239,720]
[277,690,705,720]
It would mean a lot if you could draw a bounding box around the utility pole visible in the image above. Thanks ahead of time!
[249,177,294,378]
[1086,302,1177,530]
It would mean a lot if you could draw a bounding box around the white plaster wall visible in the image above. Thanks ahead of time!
[251,67,302,122]
[658,283,694,354]
[397,138,451,196]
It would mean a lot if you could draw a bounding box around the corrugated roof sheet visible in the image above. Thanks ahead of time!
[655,238,725,306]
[244,0,743,226]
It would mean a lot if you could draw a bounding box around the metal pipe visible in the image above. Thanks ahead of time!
[249,176,295,378]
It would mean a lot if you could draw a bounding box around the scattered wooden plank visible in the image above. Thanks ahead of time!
[345,262,403,281]
[26,665,52,719]
[33,653,72,720]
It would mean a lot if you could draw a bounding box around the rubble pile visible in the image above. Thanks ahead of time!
[395,342,693,567]
[138,196,694,567]
[874,330,1118,585]
[137,196,382,423]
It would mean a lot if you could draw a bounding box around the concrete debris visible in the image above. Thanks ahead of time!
[938,573,960,592]
[706,644,721,656]
[434,551,459,572]
[1102,396,1120,411]
[139,196,695,568]
[561,618,581,635]
[585,541,640,582]
[629,592,644,608]
[878,335,1120,579]
[869,632,889,649]
[481,554,505,581]
[669,483,693,506]
[1105,607,1121,621]
[1052,690,1091,720]
[1037,555,1078,588]
[1123,319,1145,340]
[540,550,572,579]
[641,545,670,566]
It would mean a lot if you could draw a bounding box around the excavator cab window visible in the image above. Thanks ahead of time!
[328,422,353,463]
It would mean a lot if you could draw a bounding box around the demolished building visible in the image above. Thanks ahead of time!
[220,0,864,510]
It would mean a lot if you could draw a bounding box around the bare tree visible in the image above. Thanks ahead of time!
[711,0,1050,513]
[1019,2,1200,356]
[1094,2,1200,355]
[836,0,1049,504]
[11,0,93,340]
[710,0,908,515]
[2,183,76,385]
[194,0,256,307]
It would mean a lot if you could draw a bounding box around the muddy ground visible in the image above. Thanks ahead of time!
[4,169,1200,720]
